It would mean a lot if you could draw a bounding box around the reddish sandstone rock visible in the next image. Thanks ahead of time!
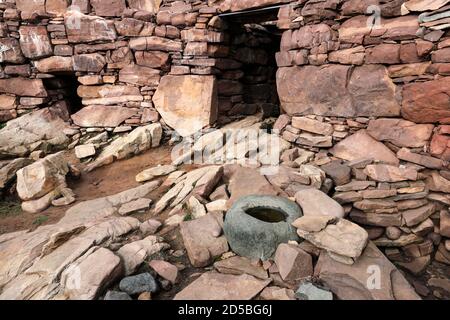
[46,0,70,16]
[381,16,420,40]
[274,243,313,282]
[16,0,46,19]
[400,43,421,63]
[388,62,431,78]
[339,15,372,44]
[416,39,434,56]
[73,54,106,72]
[315,242,421,300]
[129,36,183,52]
[65,11,117,43]
[330,130,399,165]
[216,0,292,12]
[364,164,418,182]
[0,38,25,64]
[71,106,137,128]
[277,65,400,118]
[174,272,271,300]
[404,0,450,11]
[128,0,161,13]
[34,56,73,73]
[153,75,218,137]
[135,51,169,68]
[115,18,147,37]
[341,0,379,15]
[0,78,47,97]
[19,26,52,59]
[367,118,434,148]
[91,0,126,17]
[0,95,16,110]
[431,127,450,160]
[328,46,365,65]
[366,44,401,64]
[440,210,450,238]
[426,171,450,193]
[214,256,269,280]
[402,77,450,123]
[149,260,178,284]
[226,165,279,208]
[281,24,333,51]
[397,148,444,170]
[179,213,229,268]
[432,48,450,63]
[119,65,161,87]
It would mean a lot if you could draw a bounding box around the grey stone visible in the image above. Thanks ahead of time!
[223,195,302,260]
[104,291,132,300]
[119,273,158,295]
[296,281,333,300]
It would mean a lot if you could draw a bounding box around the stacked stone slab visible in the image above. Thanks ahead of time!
[274,113,450,274]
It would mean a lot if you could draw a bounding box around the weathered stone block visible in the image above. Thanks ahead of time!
[153,75,218,137]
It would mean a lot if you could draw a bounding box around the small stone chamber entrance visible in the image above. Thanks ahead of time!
[217,6,283,122]
[42,74,82,118]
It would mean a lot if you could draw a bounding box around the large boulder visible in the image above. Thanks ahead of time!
[276,65,400,117]
[16,152,69,201]
[0,108,70,159]
[153,75,218,137]
[60,247,122,300]
[0,158,33,192]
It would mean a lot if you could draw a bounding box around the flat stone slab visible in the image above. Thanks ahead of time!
[174,272,271,300]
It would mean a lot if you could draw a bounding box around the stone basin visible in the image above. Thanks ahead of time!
[223,195,302,260]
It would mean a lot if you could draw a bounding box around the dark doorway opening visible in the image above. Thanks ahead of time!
[43,74,82,118]
[218,9,282,121]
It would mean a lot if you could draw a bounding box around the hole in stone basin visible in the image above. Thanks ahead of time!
[245,206,287,223]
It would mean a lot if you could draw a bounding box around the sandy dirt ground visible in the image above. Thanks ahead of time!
[0,145,185,234]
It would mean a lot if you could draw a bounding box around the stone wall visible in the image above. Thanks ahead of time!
[0,0,450,146]
[0,0,220,141]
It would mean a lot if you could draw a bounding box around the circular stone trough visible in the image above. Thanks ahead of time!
[223,195,302,260]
